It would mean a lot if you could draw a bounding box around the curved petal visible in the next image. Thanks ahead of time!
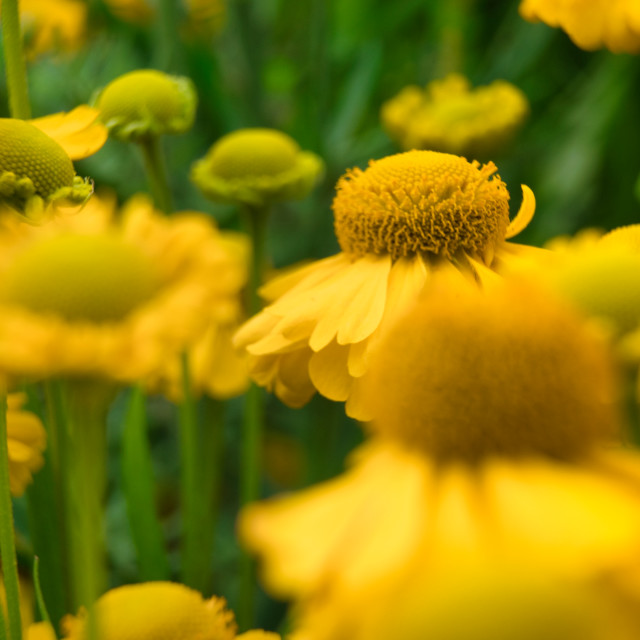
[505,185,535,239]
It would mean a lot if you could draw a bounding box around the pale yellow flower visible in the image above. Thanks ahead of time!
[0,193,240,384]
[381,74,529,158]
[520,0,640,53]
[191,128,324,208]
[234,150,544,419]
[240,280,637,640]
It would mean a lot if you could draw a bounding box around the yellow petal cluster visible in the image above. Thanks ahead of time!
[234,151,544,418]
[191,128,324,207]
[0,193,241,383]
[519,0,640,53]
[381,74,529,158]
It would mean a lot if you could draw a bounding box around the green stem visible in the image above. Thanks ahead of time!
[238,204,269,630]
[1,0,31,119]
[138,135,173,214]
[0,600,6,640]
[60,380,113,619]
[435,0,473,76]
[122,386,170,581]
[0,391,22,640]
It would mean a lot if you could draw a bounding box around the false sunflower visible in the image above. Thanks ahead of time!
[234,150,544,419]
[191,128,324,208]
[0,107,106,223]
[0,193,240,383]
[7,392,46,496]
[519,0,640,54]
[240,279,640,640]
[60,582,279,640]
[381,74,529,158]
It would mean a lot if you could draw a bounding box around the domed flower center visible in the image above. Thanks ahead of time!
[204,128,300,180]
[0,119,75,197]
[97,69,192,133]
[1,235,159,323]
[333,150,512,260]
[364,283,620,461]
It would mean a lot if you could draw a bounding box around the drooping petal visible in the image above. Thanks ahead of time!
[309,340,353,402]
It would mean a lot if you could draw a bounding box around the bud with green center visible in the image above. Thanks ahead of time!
[191,128,324,207]
[0,119,93,223]
[95,69,197,142]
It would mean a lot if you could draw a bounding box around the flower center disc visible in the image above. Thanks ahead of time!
[0,119,75,197]
[364,285,620,461]
[205,128,300,180]
[2,235,159,322]
[333,150,511,260]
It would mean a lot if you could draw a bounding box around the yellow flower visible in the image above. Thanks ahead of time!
[5,0,87,59]
[519,0,640,53]
[7,392,46,496]
[191,128,324,207]
[381,74,529,158]
[240,280,640,639]
[61,582,237,640]
[0,193,240,383]
[27,623,57,640]
[234,150,544,419]
[95,69,197,142]
[0,117,96,223]
[146,230,250,400]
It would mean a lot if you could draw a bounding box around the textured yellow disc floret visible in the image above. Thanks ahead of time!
[191,128,324,207]
[0,119,74,196]
[364,282,620,461]
[62,582,237,640]
[1,235,158,322]
[205,129,300,179]
[333,151,511,260]
[97,69,196,140]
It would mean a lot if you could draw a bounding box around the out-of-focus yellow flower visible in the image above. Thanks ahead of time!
[60,582,281,640]
[234,150,544,419]
[95,70,197,142]
[146,230,250,401]
[240,280,640,639]
[519,0,640,53]
[2,0,87,59]
[27,623,56,640]
[62,582,237,640]
[0,117,99,223]
[7,392,46,496]
[0,193,240,384]
[381,74,529,158]
[191,128,324,208]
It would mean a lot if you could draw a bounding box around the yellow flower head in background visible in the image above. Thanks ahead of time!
[381,74,529,158]
[0,193,239,383]
[191,128,324,208]
[241,280,640,640]
[2,0,87,59]
[146,230,250,401]
[0,115,100,223]
[7,392,46,496]
[234,150,543,419]
[62,582,237,640]
[519,0,640,53]
[95,69,197,142]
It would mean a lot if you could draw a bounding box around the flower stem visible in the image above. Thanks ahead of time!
[0,390,22,640]
[238,204,269,630]
[1,0,31,119]
[122,385,170,581]
[138,135,173,214]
